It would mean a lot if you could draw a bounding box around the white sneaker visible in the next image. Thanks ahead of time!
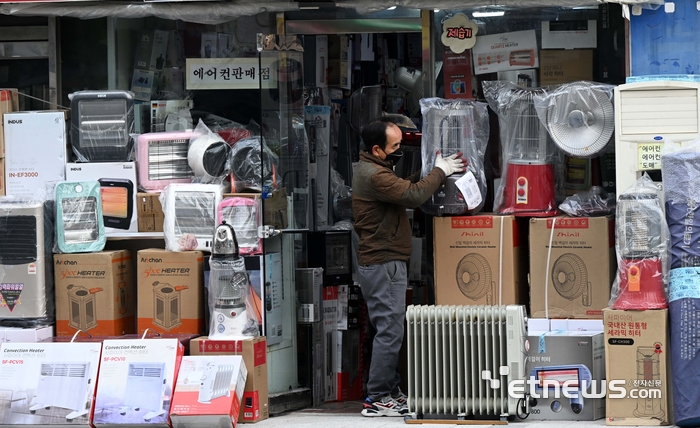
[361,395,408,417]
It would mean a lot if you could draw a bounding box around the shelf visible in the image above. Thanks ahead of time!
[106,232,164,240]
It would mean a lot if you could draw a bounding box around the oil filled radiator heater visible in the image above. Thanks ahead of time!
[198,363,235,404]
[29,362,93,420]
[119,362,167,421]
[406,305,528,420]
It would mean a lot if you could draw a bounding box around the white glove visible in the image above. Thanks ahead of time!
[434,152,465,177]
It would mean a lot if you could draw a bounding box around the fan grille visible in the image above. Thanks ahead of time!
[551,253,588,300]
[455,253,492,300]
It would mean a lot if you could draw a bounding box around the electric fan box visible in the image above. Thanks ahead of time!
[66,162,138,233]
[93,338,184,427]
[137,193,164,232]
[170,356,247,428]
[432,215,528,307]
[603,308,672,426]
[189,336,269,423]
[4,111,67,199]
[53,250,136,337]
[524,331,606,421]
[0,341,102,427]
[136,249,204,335]
[529,215,616,319]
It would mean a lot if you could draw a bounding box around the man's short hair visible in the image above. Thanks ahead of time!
[361,117,397,152]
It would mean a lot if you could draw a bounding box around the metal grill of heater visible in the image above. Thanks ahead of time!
[153,282,182,331]
[174,191,217,242]
[619,193,663,258]
[61,197,100,244]
[508,89,552,164]
[148,138,192,181]
[68,286,97,331]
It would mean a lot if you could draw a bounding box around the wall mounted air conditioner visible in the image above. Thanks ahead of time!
[152,281,186,331]
[67,284,102,331]
[0,199,51,319]
[29,362,93,420]
[615,81,700,193]
[137,131,196,192]
[162,183,222,252]
[119,362,167,422]
[217,197,262,255]
[70,90,135,162]
[56,181,106,254]
[198,363,234,404]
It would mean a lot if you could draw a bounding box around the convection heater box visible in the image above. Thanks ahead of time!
[67,284,101,331]
[56,181,106,253]
[614,81,700,193]
[70,90,135,162]
[0,199,51,319]
[136,131,196,192]
[152,281,186,331]
[162,183,222,252]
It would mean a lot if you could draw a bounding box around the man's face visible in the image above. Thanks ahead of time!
[372,124,402,159]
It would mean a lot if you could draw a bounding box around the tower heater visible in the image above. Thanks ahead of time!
[0,199,51,319]
[217,197,262,255]
[119,362,167,422]
[152,281,186,331]
[56,181,106,254]
[70,90,134,162]
[137,131,196,192]
[198,363,234,404]
[29,362,93,420]
[67,284,102,331]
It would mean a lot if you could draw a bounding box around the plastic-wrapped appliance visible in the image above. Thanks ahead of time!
[161,183,222,252]
[136,131,196,191]
[217,197,262,255]
[56,181,106,254]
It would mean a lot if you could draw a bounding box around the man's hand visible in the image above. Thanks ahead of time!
[434,151,467,177]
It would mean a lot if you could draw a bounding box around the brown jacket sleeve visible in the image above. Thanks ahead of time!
[370,167,446,208]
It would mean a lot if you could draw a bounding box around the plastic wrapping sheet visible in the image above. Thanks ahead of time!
[0,197,55,325]
[55,181,106,254]
[483,80,563,216]
[533,81,615,158]
[136,130,196,192]
[69,90,135,163]
[208,257,259,339]
[609,175,668,310]
[217,197,262,255]
[229,137,280,193]
[331,168,353,222]
[559,186,615,217]
[160,183,223,252]
[188,120,232,184]
[419,98,489,216]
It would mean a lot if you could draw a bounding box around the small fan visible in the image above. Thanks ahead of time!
[455,253,493,304]
[542,81,615,158]
[551,253,591,306]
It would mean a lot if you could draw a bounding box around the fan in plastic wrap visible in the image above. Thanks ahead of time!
[539,81,615,158]
[230,137,277,193]
[455,253,493,304]
[551,253,591,306]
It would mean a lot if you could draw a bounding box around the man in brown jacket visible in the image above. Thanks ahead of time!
[353,117,465,417]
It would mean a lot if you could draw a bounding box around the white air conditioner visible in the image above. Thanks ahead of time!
[0,200,50,319]
[614,81,700,193]
[119,362,167,422]
[162,183,222,252]
[198,363,234,404]
[29,362,93,420]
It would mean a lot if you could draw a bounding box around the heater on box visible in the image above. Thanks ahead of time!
[152,281,186,331]
[198,363,235,404]
[99,178,134,230]
[0,199,51,319]
[29,362,93,420]
[136,131,196,192]
[56,181,106,253]
[67,284,102,331]
[119,362,167,421]
[217,198,262,255]
[162,183,222,252]
[70,90,135,162]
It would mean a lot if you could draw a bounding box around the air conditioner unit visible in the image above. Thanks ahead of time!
[153,281,186,331]
[0,199,51,319]
[217,198,262,255]
[67,284,102,331]
[615,81,700,193]
[70,90,135,162]
[29,362,93,420]
[198,363,235,404]
[136,131,196,192]
[162,183,222,252]
[119,362,167,422]
[56,181,106,254]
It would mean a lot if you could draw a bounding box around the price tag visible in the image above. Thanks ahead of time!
[637,143,663,170]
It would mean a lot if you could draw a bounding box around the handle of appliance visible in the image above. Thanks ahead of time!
[89,287,104,294]
[174,286,189,291]
[258,226,312,238]
[141,329,162,339]
[70,330,93,342]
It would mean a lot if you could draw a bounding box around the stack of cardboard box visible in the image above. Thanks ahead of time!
[0,89,18,196]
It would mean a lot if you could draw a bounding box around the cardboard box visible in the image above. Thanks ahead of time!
[539,50,594,85]
[542,20,597,50]
[0,325,53,343]
[0,342,102,427]
[201,33,218,58]
[150,100,193,133]
[137,192,165,232]
[472,30,539,75]
[0,157,4,196]
[296,323,324,407]
[529,216,616,319]
[433,215,527,306]
[0,88,18,157]
[65,162,138,233]
[323,286,338,402]
[94,338,184,427]
[4,111,67,199]
[296,268,323,323]
[137,249,204,335]
[604,309,672,426]
[336,328,363,401]
[525,331,606,421]
[170,355,247,428]
[190,336,269,423]
[222,188,288,230]
[134,30,169,71]
[54,250,135,337]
